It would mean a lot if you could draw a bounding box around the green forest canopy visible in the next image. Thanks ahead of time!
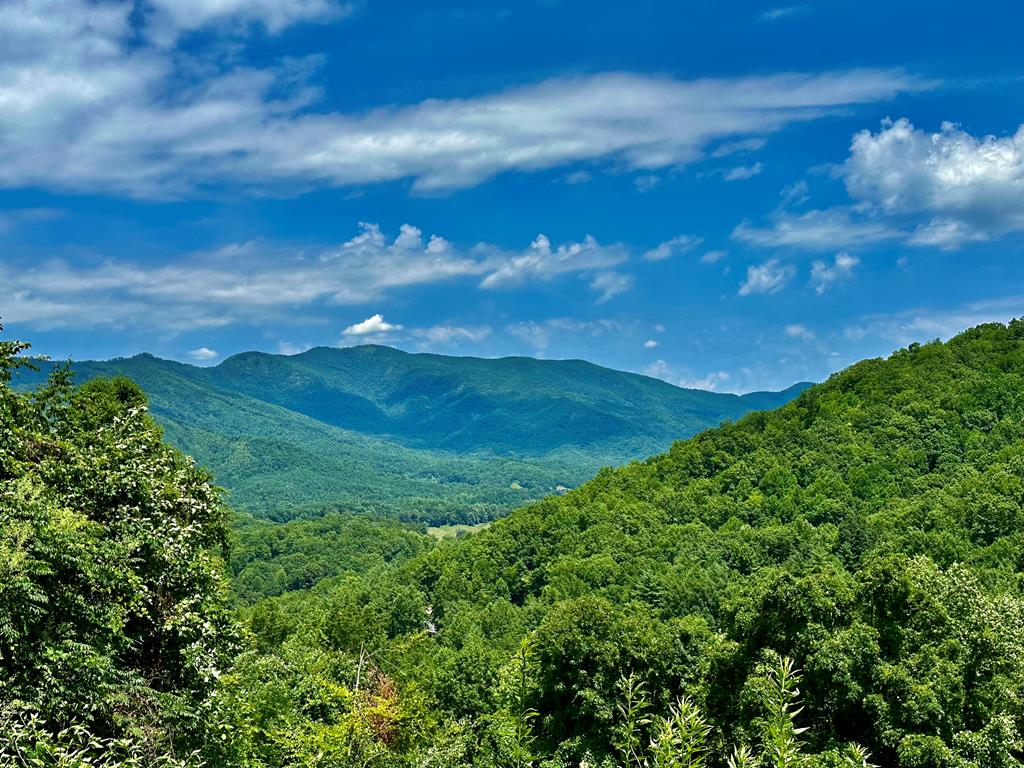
[4,322,1024,767]
[14,348,806,524]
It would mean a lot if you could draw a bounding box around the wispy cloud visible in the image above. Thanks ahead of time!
[810,252,860,294]
[506,318,625,354]
[784,323,816,341]
[643,234,705,261]
[0,224,630,331]
[145,0,350,41]
[0,6,930,198]
[644,359,731,391]
[759,7,799,21]
[732,208,901,250]
[724,162,764,181]
[590,271,635,303]
[738,259,795,296]
[843,296,1024,347]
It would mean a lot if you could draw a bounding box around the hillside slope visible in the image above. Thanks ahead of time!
[16,347,806,521]
[238,322,1024,766]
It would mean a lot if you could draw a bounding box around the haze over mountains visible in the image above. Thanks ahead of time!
[17,345,808,522]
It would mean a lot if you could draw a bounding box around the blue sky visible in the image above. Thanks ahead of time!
[1,0,1023,392]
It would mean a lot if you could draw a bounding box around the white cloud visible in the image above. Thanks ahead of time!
[700,250,728,264]
[563,170,592,184]
[277,341,311,355]
[506,318,623,354]
[643,234,704,262]
[843,296,1024,347]
[411,325,492,345]
[724,162,764,181]
[738,259,795,296]
[0,7,928,200]
[680,371,731,391]
[779,180,810,208]
[643,339,659,349]
[590,271,634,304]
[634,175,660,193]
[342,314,403,337]
[843,118,1024,246]
[644,359,731,391]
[0,207,62,233]
[760,7,798,21]
[0,224,630,332]
[188,346,218,360]
[479,234,627,290]
[810,251,860,294]
[732,208,901,250]
[735,118,1024,252]
[784,323,815,341]
[906,218,988,249]
[711,138,767,157]
[145,0,348,40]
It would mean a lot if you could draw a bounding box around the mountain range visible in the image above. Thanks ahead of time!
[16,345,808,521]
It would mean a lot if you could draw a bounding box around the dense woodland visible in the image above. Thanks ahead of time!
[16,349,805,525]
[4,321,1024,766]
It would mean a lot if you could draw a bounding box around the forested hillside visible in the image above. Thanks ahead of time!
[232,322,1024,766]
[6,322,1024,767]
[16,348,806,523]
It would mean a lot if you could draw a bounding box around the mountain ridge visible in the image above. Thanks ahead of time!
[16,345,810,521]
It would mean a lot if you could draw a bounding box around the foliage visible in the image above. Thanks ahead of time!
[15,348,806,524]
[9,321,1024,768]
[222,322,1024,767]
[0,327,236,759]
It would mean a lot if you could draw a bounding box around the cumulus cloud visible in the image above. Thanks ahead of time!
[843,118,1024,246]
[736,119,1024,253]
[810,251,860,294]
[342,314,403,337]
[643,234,704,261]
[0,7,927,199]
[478,234,627,290]
[188,346,218,360]
[738,259,795,296]
[700,250,728,264]
[0,224,624,332]
[643,339,659,349]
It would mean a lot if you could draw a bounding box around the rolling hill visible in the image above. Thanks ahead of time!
[235,321,1024,766]
[15,346,807,522]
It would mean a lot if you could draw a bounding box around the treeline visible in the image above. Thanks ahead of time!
[5,322,1024,766]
